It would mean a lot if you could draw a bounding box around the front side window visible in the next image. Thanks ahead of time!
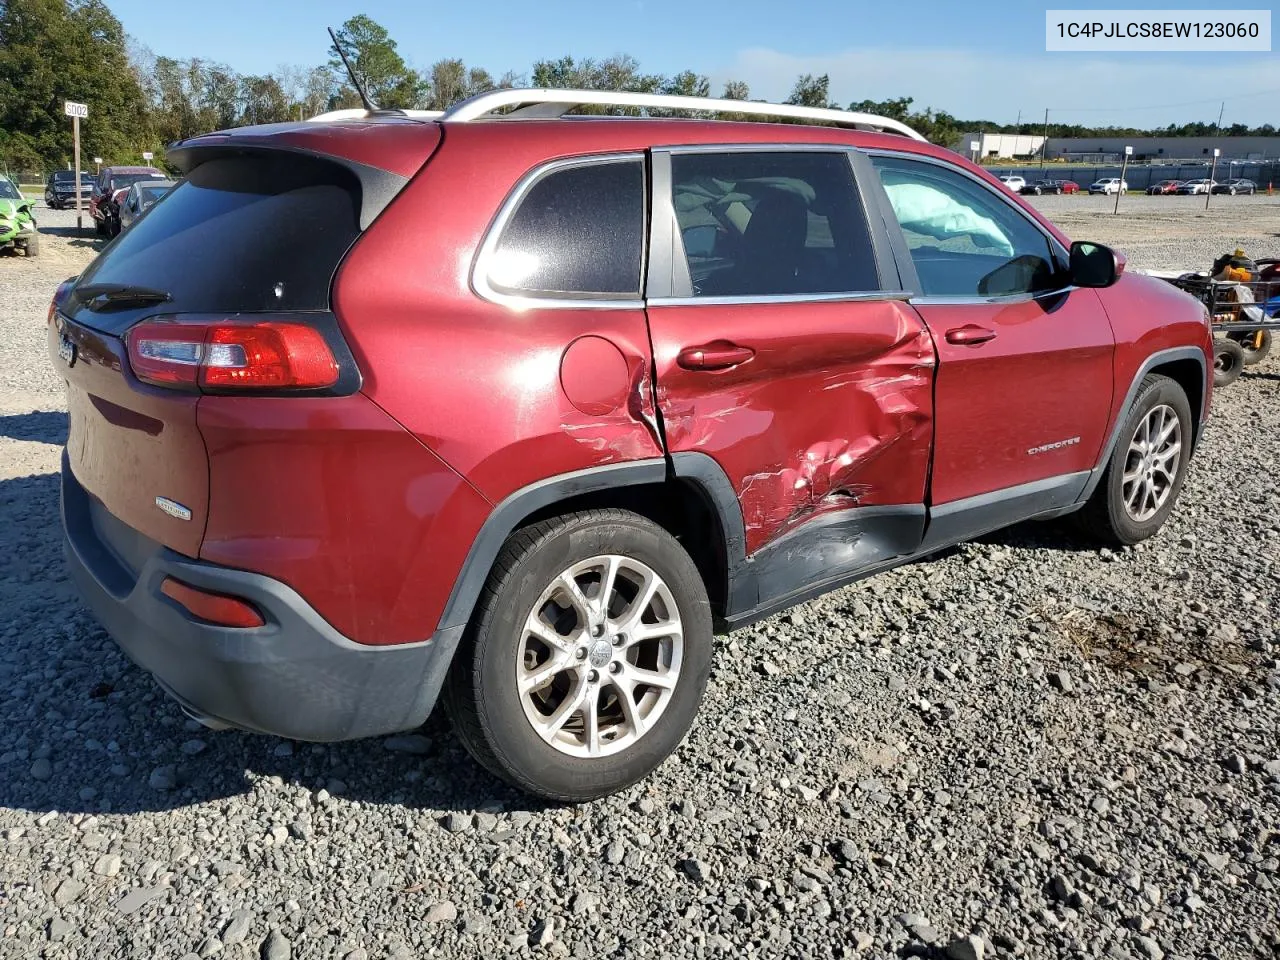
[670,151,878,297]
[484,158,644,299]
[872,155,1060,298]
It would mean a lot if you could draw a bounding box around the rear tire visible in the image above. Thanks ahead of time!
[1213,338,1245,386]
[21,233,39,258]
[1075,374,1192,546]
[442,508,713,802]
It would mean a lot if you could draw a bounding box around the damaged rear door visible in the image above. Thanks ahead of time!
[645,146,935,612]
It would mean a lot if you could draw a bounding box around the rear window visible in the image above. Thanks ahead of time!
[74,154,361,316]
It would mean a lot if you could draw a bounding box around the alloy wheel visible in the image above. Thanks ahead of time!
[515,555,683,758]
[1121,404,1181,522]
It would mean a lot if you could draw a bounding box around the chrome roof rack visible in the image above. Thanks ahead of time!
[440,88,927,141]
[307,108,444,122]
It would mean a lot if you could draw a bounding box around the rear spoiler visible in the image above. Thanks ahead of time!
[167,122,441,230]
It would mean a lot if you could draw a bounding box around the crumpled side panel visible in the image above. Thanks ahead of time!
[651,299,935,555]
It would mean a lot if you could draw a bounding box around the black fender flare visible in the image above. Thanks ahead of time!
[434,453,753,634]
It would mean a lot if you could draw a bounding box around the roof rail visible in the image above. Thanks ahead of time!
[440,88,927,141]
[307,108,444,122]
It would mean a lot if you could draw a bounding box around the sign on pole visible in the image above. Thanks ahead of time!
[969,140,979,161]
[1207,149,1221,210]
[64,102,89,229]
[142,151,154,161]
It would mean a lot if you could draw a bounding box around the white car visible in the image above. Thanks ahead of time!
[1088,178,1128,195]
[1175,179,1216,195]
[998,176,1026,192]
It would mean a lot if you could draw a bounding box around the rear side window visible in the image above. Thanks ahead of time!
[671,151,878,298]
[482,158,645,299]
[74,154,361,314]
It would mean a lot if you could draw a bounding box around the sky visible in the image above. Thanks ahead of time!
[110,0,1280,128]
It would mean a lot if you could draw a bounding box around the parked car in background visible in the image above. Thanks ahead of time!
[998,175,1026,192]
[1020,179,1079,195]
[1176,179,1216,195]
[117,180,174,233]
[90,166,166,236]
[51,89,1215,801]
[1146,179,1183,195]
[0,176,38,257]
[1088,178,1128,195]
[1212,179,1256,195]
[44,171,95,209]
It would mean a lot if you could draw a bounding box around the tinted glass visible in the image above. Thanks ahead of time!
[872,155,1059,298]
[487,160,644,297]
[139,185,172,203]
[109,173,161,191]
[73,154,360,320]
[0,180,20,200]
[671,151,878,297]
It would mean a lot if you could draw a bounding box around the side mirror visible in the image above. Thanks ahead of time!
[1070,241,1125,288]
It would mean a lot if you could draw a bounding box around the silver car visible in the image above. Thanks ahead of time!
[117,180,174,232]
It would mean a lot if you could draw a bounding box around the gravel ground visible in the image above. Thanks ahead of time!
[1,203,1278,960]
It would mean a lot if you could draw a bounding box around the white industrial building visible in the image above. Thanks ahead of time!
[954,133,1046,159]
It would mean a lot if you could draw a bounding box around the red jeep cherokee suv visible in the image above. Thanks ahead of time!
[51,90,1213,801]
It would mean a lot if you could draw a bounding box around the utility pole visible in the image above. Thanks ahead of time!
[1215,101,1225,133]
[1040,108,1049,171]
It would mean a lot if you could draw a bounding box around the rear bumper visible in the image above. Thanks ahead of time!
[61,453,461,741]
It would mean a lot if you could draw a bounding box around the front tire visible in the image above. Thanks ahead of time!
[1076,375,1193,546]
[443,508,713,802]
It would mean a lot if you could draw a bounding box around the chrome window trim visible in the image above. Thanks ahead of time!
[472,152,648,311]
[864,149,1075,301]
[649,290,915,308]
[652,144,892,302]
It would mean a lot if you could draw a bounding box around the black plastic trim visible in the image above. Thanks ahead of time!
[922,471,1090,552]
[63,453,453,742]
[436,459,670,631]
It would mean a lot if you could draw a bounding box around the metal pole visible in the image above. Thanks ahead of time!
[73,114,82,231]
[1040,108,1049,171]
[1114,154,1129,214]
[1206,153,1217,210]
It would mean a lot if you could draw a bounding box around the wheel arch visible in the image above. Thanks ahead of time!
[436,454,751,635]
[1078,345,1208,503]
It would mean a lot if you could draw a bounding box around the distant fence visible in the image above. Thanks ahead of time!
[986,160,1280,192]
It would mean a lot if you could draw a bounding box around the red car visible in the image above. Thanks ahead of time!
[88,165,166,236]
[1147,179,1184,195]
[51,91,1213,801]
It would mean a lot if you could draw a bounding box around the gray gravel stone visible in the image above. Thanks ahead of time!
[425,900,457,923]
[261,928,291,960]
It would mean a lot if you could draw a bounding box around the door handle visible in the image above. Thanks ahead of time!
[945,324,997,346]
[677,341,755,370]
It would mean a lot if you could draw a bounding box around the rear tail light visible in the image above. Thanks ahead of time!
[48,277,77,326]
[160,577,265,628]
[126,316,346,392]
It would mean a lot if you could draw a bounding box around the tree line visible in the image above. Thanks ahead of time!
[1,0,1275,176]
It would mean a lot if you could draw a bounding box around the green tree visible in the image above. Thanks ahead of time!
[328,14,423,109]
[0,0,147,170]
[786,73,834,109]
[721,80,750,100]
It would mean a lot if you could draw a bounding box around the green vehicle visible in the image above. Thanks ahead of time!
[0,176,39,257]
